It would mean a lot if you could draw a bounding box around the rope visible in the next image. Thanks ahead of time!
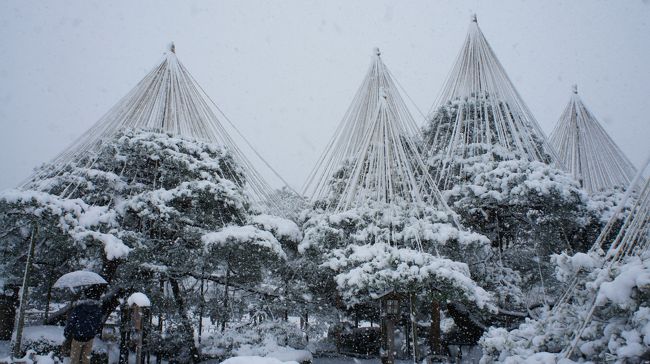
[549,88,640,194]
[557,155,650,358]
[423,18,559,191]
[300,49,458,227]
[21,49,286,214]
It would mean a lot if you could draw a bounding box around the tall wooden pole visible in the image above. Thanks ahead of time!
[409,293,419,363]
[119,304,130,364]
[134,307,143,364]
[198,273,205,347]
[429,299,441,356]
[386,317,395,364]
[12,224,37,358]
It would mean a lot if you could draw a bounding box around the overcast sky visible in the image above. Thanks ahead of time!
[1,0,649,191]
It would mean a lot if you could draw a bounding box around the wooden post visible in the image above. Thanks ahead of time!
[12,224,37,358]
[380,292,402,364]
[119,304,130,364]
[146,308,152,364]
[125,293,152,364]
[132,305,144,364]
[429,299,441,356]
[410,293,419,362]
[385,317,395,364]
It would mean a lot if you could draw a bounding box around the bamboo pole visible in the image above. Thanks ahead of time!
[11,223,37,358]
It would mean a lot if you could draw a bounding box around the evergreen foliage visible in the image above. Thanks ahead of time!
[0,129,297,362]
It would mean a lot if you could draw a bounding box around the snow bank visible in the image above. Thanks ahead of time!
[19,325,65,346]
[266,347,312,362]
[220,356,298,364]
[1,350,59,364]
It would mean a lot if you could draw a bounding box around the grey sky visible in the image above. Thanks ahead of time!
[1,0,649,191]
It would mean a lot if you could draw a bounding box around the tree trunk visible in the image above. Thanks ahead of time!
[169,278,200,363]
[221,261,230,333]
[304,310,309,343]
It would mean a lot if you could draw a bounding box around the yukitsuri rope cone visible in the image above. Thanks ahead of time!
[549,85,638,194]
[302,48,456,219]
[23,44,283,211]
[424,15,558,190]
[559,156,650,358]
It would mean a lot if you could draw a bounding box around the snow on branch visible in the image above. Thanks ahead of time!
[202,225,287,260]
[323,242,495,310]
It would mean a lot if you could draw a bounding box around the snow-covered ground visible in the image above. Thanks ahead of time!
[0,341,9,358]
[313,359,411,364]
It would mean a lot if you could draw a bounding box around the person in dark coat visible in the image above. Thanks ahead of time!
[64,286,103,364]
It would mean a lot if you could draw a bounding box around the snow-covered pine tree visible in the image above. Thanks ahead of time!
[420,18,602,313]
[2,45,301,360]
[103,130,294,361]
[300,49,496,359]
[1,129,293,362]
[426,144,601,309]
[479,172,650,363]
[0,188,129,318]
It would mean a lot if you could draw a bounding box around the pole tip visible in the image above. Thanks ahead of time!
[170,42,176,54]
[374,47,381,57]
[572,84,578,94]
[471,14,477,23]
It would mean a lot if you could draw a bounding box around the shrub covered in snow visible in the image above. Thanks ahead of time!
[202,319,307,358]
[420,142,602,310]
[479,250,650,363]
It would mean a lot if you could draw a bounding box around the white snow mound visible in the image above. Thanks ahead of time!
[220,356,298,364]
